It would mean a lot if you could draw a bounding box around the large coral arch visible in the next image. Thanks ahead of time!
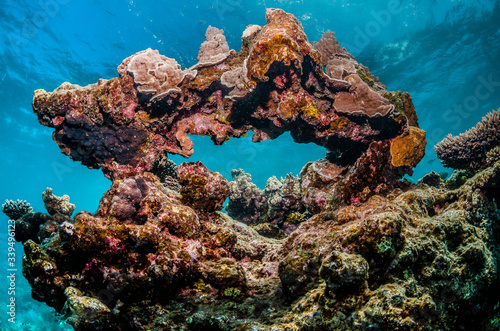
[33,8,426,182]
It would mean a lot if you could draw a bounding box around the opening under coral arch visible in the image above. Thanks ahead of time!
[168,131,326,188]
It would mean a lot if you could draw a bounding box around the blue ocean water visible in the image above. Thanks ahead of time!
[0,0,499,329]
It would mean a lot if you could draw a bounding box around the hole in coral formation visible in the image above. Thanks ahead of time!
[169,132,325,188]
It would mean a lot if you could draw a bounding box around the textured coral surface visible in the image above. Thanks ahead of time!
[436,108,500,171]
[14,156,500,330]
[33,8,424,182]
[13,8,500,331]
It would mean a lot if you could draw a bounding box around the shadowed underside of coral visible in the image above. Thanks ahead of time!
[16,8,500,331]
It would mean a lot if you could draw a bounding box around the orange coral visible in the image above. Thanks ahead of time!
[390,127,427,168]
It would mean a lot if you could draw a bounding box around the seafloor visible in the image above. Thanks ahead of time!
[3,9,500,331]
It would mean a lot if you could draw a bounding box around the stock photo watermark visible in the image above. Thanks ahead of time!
[6,220,17,324]
[52,158,78,183]
[342,0,403,54]
[429,73,500,147]
[213,0,243,21]
[8,0,70,55]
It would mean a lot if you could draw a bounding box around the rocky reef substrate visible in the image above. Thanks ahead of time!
[5,8,500,331]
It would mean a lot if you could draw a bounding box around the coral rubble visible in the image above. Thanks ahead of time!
[9,8,500,331]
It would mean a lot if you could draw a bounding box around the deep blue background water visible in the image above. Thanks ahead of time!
[1,0,499,329]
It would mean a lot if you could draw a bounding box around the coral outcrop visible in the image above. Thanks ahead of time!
[436,108,500,171]
[13,8,500,331]
[42,187,75,216]
[32,8,425,191]
[227,169,306,237]
[9,156,500,330]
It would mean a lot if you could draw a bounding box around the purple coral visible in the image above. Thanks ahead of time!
[435,108,500,171]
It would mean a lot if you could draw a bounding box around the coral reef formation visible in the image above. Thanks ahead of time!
[32,8,425,190]
[227,169,307,237]
[2,199,33,220]
[9,155,500,330]
[11,8,500,331]
[436,108,500,171]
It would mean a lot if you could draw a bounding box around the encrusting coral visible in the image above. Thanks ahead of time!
[436,108,500,171]
[5,8,499,331]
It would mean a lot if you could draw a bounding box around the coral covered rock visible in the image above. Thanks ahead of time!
[300,158,346,213]
[390,126,427,168]
[226,169,267,224]
[418,171,444,187]
[42,188,75,216]
[62,287,111,328]
[13,153,500,331]
[177,161,229,212]
[33,8,423,187]
[319,251,369,296]
[227,169,307,237]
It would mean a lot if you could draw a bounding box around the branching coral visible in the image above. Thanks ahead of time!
[436,108,500,171]
[2,199,33,220]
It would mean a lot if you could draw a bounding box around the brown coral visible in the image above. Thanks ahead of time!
[177,161,229,212]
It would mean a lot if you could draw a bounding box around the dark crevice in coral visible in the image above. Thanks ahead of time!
[230,80,275,127]
[324,136,368,165]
